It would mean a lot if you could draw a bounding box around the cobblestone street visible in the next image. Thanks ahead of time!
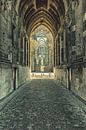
[0,79,86,130]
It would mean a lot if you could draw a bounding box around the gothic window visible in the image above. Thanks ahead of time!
[61,48,64,62]
[78,33,81,44]
[72,31,76,46]
[61,33,64,41]
[83,36,86,44]
[83,36,86,56]
[83,21,86,32]
[83,0,86,13]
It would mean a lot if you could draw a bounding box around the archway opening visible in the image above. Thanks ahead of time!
[30,25,54,78]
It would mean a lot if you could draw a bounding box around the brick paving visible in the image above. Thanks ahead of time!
[0,79,86,130]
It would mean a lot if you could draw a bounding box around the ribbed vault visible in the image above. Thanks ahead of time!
[14,0,69,37]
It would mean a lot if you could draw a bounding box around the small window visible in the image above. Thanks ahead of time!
[83,21,86,31]
[83,0,86,13]
[72,31,76,46]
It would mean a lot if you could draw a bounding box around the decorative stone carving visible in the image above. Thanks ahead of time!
[0,0,5,12]
[65,12,72,28]
[0,0,12,12]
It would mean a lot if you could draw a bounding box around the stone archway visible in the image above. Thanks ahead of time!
[30,25,54,73]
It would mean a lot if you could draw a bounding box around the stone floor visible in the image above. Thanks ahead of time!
[0,79,86,130]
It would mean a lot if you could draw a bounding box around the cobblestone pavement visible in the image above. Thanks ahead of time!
[0,79,86,130]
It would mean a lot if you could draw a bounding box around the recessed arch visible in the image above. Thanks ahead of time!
[30,25,54,73]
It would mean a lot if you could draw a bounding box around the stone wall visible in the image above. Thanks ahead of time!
[0,3,13,100]
[75,0,83,56]
[0,66,13,100]
[70,1,86,101]
[0,9,12,63]
[55,67,86,101]
[0,65,30,100]
[71,68,86,101]
[17,66,30,88]
[0,1,30,100]
[54,68,67,87]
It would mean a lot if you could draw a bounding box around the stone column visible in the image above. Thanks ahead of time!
[54,39,56,67]
[23,37,25,65]
[67,67,72,90]
[18,38,21,64]
[60,35,62,65]
[26,41,27,66]
[55,36,58,66]
[27,41,29,65]
[64,30,67,64]
[57,35,60,66]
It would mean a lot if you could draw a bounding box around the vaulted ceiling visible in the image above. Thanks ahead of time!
[15,0,69,36]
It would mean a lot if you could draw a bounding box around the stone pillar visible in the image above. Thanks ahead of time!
[27,41,29,65]
[60,35,62,65]
[57,35,60,66]
[55,37,57,66]
[24,37,27,66]
[67,67,72,90]
[18,38,21,64]
[26,41,27,65]
[20,35,24,65]
[64,30,67,63]
[54,39,56,67]
[54,35,58,67]
[23,37,25,65]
